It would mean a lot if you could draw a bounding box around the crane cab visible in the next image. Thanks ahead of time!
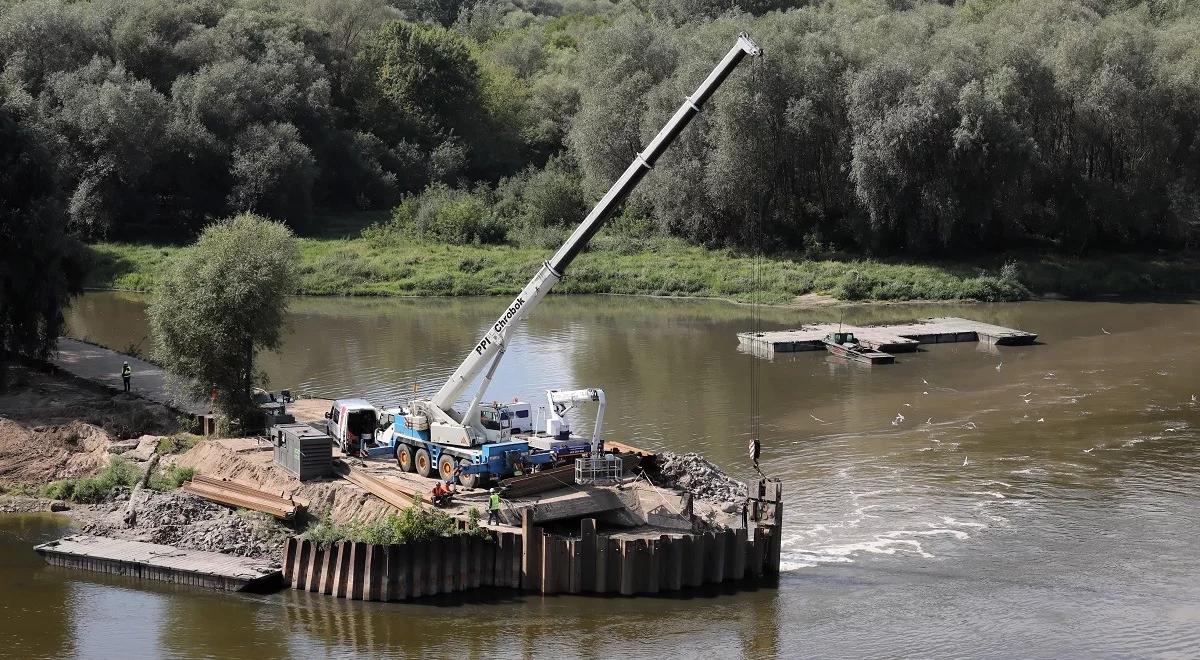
[479,401,533,441]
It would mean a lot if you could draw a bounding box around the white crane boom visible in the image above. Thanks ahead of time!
[425,33,762,437]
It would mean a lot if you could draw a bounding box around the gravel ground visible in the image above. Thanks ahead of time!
[83,488,292,560]
[651,451,748,505]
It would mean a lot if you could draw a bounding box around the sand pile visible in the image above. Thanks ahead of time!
[0,419,117,486]
[173,439,394,524]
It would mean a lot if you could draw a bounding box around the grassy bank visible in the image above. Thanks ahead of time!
[84,237,1200,304]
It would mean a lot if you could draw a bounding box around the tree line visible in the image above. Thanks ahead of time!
[2,0,1197,254]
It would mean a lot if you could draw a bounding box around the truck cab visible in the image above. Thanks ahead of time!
[480,401,533,441]
[325,398,378,456]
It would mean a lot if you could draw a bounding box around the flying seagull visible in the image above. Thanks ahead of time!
[996,362,1003,371]
[1101,328,1111,335]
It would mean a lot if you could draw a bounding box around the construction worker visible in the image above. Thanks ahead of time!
[487,488,501,525]
[121,361,132,393]
[431,481,451,507]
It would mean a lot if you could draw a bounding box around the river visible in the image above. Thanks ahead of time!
[2,292,1197,658]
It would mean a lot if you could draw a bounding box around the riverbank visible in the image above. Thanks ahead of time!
[85,238,1200,304]
[88,238,1195,305]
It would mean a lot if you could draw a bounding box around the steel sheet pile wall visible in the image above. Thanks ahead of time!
[282,482,782,600]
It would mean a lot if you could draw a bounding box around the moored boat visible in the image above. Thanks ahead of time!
[821,332,896,365]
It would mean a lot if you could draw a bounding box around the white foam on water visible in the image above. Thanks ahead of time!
[883,528,970,541]
[969,491,1007,499]
[939,516,988,529]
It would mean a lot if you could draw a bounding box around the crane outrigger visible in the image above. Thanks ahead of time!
[381,33,762,488]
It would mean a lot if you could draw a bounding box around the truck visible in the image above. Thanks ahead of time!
[378,34,763,488]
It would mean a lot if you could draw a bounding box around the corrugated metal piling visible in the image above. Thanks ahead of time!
[279,479,783,600]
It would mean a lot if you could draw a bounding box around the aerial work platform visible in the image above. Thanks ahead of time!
[738,317,1037,359]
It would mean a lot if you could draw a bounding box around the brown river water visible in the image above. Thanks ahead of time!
[2,292,1198,658]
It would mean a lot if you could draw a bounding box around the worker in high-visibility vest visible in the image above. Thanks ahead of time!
[487,488,501,525]
[121,362,132,393]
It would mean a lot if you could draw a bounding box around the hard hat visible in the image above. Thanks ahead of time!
[123,361,129,365]
[490,488,497,493]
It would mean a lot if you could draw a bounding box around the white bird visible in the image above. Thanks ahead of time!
[923,391,929,395]
[996,362,1003,371]
[904,403,912,407]
[922,378,930,385]
[962,422,978,430]
[926,417,932,425]
[1083,448,1094,453]
[1101,328,1111,335]
[1037,417,1045,423]
[1021,392,1031,397]
[1023,398,1031,404]
[892,413,905,425]
[962,456,969,466]
[809,414,826,423]
[1191,394,1197,403]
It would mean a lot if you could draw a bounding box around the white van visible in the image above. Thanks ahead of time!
[324,398,378,455]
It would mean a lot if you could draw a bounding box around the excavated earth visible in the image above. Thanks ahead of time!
[83,488,291,559]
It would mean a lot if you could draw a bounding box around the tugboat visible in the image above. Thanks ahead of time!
[821,332,896,365]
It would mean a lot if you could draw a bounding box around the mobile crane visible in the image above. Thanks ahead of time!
[380,33,763,489]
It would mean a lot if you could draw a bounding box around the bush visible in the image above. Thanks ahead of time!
[157,433,202,455]
[391,184,507,245]
[302,498,467,549]
[149,465,195,491]
[42,457,144,503]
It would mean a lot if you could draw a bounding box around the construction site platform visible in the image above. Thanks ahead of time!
[738,316,1037,358]
[35,535,282,592]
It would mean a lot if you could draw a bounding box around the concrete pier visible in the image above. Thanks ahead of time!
[35,535,282,592]
[738,316,1037,358]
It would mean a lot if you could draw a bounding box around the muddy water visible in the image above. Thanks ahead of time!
[7,292,1196,657]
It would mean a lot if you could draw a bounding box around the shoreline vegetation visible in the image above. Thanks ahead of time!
[85,239,1200,306]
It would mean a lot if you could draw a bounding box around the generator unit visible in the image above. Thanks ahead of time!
[271,423,333,480]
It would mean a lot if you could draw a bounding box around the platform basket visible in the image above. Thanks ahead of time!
[574,454,623,485]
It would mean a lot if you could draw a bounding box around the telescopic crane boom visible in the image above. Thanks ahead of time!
[416,34,762,446]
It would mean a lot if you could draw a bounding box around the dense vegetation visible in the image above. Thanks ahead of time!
[0,101,83,380]
[1,0,1197,257]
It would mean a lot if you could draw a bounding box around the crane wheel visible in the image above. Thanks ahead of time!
[457,458,482,489]
[396,444,414,472]
[437,453,456,482]
[414,448,432,478]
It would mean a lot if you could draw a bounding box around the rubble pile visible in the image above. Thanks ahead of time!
[652,451,747,504]
[84,489,291,559]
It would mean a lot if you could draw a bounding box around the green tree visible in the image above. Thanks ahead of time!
[228,121,318,222]
[148,214,298,428]
[0,102,83,386]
